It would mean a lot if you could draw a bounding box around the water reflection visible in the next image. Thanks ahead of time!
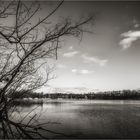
[12,100,140,138]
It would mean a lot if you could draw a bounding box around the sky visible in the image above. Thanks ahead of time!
[38,1,140,92]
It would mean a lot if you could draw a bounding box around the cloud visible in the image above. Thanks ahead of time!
[68,46,74,50]
[56,64,66,68]
[132,18,139,28]
[134,24,139,28]
[71,69,93,75]
[80,69,93,74]
[81,54,108,67]
[71,69,78,73]
[120,30,140,49]
[63,51,79,57]
[80,69,89,74]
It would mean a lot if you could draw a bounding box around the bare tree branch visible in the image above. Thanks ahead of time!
[0,0,94,139]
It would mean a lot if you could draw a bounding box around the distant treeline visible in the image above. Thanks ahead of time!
[8,90,140,100]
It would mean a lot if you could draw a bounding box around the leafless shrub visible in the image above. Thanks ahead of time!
[0,0,94,138]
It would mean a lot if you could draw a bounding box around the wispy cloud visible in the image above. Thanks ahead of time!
[68,46,74,50]
[71,69,78,73]
[134,24,139,28]
[81,54,108,67]
[71,69,94,74]
[56,64,66,69]
[80,69,93,74]
[133,18,139,28]
[120,30,140,49]
[63,51,79,57]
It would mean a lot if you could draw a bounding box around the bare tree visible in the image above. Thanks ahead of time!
[0,0,94,139]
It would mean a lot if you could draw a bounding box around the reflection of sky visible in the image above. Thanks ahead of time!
[37,1,140,92]
[13,100,140,138]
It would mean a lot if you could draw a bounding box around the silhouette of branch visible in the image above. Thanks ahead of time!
[0,0,94,139]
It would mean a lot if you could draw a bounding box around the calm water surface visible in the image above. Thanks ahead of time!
[13,100,140,139]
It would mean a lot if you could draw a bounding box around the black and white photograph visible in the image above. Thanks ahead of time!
[0,0,140,139]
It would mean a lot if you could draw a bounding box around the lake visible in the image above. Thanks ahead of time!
[12,99,140,139]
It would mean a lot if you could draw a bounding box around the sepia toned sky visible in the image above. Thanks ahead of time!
[39,1,140,92]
